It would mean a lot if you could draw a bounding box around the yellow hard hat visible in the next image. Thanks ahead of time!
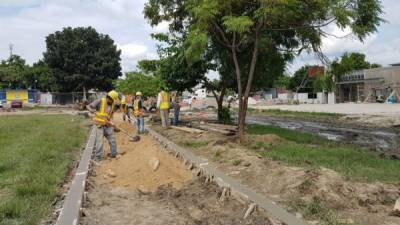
[121,99,126,104]
[107,90,119,101]
[136,91,143,96]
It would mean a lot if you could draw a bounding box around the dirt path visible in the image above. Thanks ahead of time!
[80,113,272,225]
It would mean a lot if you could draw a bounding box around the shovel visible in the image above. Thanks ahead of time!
[109,121,140,142]
[115,126,141,142]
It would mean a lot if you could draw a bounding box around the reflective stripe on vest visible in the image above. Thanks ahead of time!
[160,91,169,110]
[133,100,140,117]
[94,98,114,125]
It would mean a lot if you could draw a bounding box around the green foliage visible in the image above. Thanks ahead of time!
[0,115,87,224]
[217,106,232,124]
[44,26,122,92]
[115,71,163,97]
[288,66,312,92]
[223,16,254,34]
[330,52,381,79]
[0,55,57,91]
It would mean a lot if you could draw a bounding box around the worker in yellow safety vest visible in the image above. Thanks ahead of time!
[120,98,128,121]
[133,92,146,134]
[87,90,120,161]
[157,87,170,128]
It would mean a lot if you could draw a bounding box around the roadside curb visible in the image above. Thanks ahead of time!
[146,125,307,225]
[56,126,96,225]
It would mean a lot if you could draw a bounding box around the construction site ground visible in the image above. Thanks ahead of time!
[80,114,272,225]
[250,103,400,128]
[151,113,400,225]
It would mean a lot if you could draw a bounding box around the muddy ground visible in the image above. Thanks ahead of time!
[80,114,272,225]
[153,123,400,225]
[246,115,400,158]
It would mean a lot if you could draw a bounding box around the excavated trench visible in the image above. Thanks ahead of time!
[79,114,272,225]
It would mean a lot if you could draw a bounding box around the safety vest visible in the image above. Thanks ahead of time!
[94,98,114,126]
[160,91,170,110]
[120,103,127,113]
[133,99,142,117]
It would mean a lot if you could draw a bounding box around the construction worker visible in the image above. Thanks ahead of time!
[87,90,120,161]
[171,92,181,126]
[157,87,170,128]
[120,98,128,121]
[133,92,145,134]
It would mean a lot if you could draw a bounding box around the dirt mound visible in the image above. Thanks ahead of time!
[150,179,272,225]
[240,134,282,150]
[97,114,192,192]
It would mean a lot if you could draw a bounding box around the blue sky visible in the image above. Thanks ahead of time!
[0,0,399,77]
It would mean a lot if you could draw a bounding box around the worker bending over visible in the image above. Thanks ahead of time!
[157,87,170,129]
[87,90,120,161]
[133,92,145,134]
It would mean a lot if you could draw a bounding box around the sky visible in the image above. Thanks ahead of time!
[0,0,399,78]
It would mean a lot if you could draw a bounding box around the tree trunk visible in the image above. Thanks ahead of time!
[83,86,87,101]
[236,28,261,138]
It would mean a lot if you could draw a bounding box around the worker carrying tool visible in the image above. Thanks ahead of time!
[157,87,170,129]
[87,90,121,161]
[133,91,146,134]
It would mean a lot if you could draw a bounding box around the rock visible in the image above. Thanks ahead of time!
[227,170,240,175]
[106,169,117,178]
[188,206,203,220]
[295,212,303,219]
[110,187,130,198]
[148,157,160,171]
[390,198,400,217]
[200,121,205,125]
[243,162,251,167]
[137,185,151,195]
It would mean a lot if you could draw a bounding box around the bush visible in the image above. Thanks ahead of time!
[217,106,232,124]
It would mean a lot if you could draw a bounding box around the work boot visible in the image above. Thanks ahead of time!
[107,153,117,159]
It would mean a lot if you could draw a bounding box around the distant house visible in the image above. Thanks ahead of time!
[336,65,400,103]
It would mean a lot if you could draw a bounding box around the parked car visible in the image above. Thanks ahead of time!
[0,101,3,108]
[11,100,23,108]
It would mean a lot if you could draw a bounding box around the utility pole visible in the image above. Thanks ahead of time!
[9,43,14,57]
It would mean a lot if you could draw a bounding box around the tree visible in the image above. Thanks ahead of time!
[145,0,383,138]
[0,55,28,89]
[330,52,381,80]
[44,27,122,93]
[24,60,58,91]
[115,71,163,97]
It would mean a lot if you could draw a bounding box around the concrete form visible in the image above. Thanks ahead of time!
[56,127,96,225]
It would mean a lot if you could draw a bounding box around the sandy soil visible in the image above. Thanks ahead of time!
[154,125,400,225]
[80,113,272,225]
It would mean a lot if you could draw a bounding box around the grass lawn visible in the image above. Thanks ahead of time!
[248,124,400,184]
[247,108,341,120]
[0,114,88,225]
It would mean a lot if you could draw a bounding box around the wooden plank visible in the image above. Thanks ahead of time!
[205,123,237,131]
[171,126,204,134]
[197,125,233,135]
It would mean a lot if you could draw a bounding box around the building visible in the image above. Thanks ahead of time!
[336,65,400,103]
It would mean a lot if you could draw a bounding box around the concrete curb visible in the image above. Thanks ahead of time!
[146,126,307,225]
[56,126,96,225]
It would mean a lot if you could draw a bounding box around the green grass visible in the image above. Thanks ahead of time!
[180,140,209,148]
[248,108,341,120]
[0,114,88,225]
[248,124,326,145]
[247,124,400,183]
